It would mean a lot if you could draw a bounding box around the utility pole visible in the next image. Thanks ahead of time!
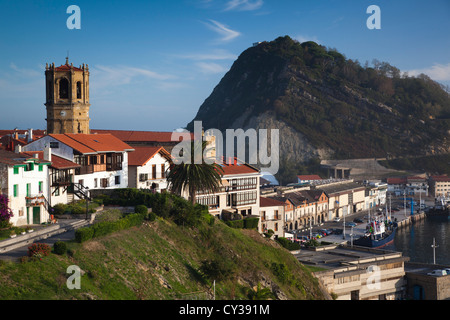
[431,238,439,265]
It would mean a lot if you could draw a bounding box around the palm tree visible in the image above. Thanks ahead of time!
[166,140,224,204]
[247,283,275,300]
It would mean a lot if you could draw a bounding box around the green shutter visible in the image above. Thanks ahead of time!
[13,167,19,175]
[13,184,18,197]
[38,165,43,172]
[39,181,43,193]
[26,183,31,197]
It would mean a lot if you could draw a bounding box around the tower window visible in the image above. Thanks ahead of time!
[59,78,69,99]
[77,81,82,99]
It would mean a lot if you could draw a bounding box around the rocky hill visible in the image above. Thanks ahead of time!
[187,36,450,165]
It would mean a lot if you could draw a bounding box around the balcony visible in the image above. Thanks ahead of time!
[26,194,46,207]
[76,164,107,175]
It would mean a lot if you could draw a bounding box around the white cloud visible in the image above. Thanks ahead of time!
[224,0,263,11]
[294,34,320,44]
[90,65,176,87]
[196,62,228,74]
[203,19,241,42]
[407,63,450,81]
[176,49,237,61]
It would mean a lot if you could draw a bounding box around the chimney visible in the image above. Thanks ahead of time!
[14,144,22,153]
[44,144,52,162]
[27,128,33,142]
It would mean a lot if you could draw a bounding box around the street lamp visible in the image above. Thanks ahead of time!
[431,237,439,265]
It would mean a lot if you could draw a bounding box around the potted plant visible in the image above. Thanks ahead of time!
[26,226,34,233]
[9,230,16,238]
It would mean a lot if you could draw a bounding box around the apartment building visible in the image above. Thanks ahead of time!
[0,149,51,226]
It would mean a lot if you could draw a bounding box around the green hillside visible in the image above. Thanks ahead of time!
[188,35,450,160]
[0,212,327,300]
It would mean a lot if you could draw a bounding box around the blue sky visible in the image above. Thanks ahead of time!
[0,0,449,132]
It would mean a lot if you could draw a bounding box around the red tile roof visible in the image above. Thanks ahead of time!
[49,133,134,154]
[218,157,260,176]
[21,151,80,169]
[260,196,286,207]
[54,64,83,72]
[297,175,322,181]
[430,175,450,182]
[128,146,172,166]
[91,129,193,143]
[387,177,407,184]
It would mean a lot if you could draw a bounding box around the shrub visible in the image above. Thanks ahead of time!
[52,203,67,215]
[199,258,236,282]
[147,211,156,222]
[135,205,148,215]
[271,262,290,284]
[243,217,259,229]
[276,237,301,251]
[225,220,244,229]
[53,241,67,255]
[72,206,86,215]
[75,227,94,243]
[27,243,51,259]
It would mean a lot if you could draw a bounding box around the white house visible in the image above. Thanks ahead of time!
[259,196,285,238]
[195,157,261,219]
[0,149,51,226]
[23,133,134,198]
[22,146,81,206]
[127,146,172,192]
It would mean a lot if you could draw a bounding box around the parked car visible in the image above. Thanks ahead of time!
[353,218,364,223]
[298,236,309,243]
[427,270,447,277]
[312,232,322,239]
[319,229,330,236]
[344,222,357,227]
[333,217,341,222]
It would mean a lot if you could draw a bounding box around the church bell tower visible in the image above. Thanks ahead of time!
[45,58,90,134]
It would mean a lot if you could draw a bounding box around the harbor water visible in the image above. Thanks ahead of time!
[385,217,450,265]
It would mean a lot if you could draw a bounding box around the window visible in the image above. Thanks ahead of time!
[38,165,43,172]
[115,176,121,185]
[161,164,165,178]
[139,173,148,182]
[39,181,43,193]
[54,187,60,196]
[76,81,82,99]
[13,167,19,175]
[13,184,18,197]
[25,162,34,172]
[50,142,59,149]
[78,179,84,186]
[59,78,69,99]
[101,178,109,188]
[94,178,98,188]
[152,165,157,179]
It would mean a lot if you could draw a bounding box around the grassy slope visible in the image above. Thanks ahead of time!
[0,218,327,300]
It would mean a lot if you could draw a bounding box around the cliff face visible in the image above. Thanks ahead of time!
[188,36,450,165]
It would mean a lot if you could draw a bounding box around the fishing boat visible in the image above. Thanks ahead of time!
[426,197,450,219]
[353,218,397,248]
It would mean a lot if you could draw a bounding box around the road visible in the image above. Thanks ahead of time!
[292,196,433,244]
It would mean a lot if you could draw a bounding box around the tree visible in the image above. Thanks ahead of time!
[247,283,275,300]
[0,194,13,227]
[166,140,224,204]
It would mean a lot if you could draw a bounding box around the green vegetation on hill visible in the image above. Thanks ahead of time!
[0,191,327,300]
[188,35,450,160]
[379,154,450,176]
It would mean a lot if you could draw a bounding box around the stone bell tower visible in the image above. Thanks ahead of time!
[45,57,90,134]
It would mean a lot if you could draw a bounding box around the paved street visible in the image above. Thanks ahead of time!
[292,195,434,245]
[0,219,85,262]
